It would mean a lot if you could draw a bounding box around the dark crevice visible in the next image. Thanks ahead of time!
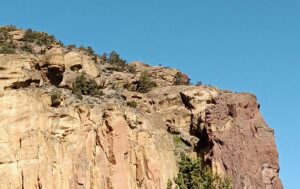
[206,98,216,105]
[51,100,61,107]
[187,112,214,159]
[203,158,212,167]
[37,176,42,189]
[215,138,225,146]
[185,96,214,155]
[11,79,40,89]
[32,63,41,71]
[224,162,228,171]
[21,170,24,189]
[70,64,82,71]
[46,67,63,86]
[76,181,84,186]
[197,127,213,150]
[227,104,237,118]
[189,113,196,135]
[179,92,194,110]
[19,138,22,149]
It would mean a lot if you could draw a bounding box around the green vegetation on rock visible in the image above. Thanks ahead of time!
[124,70,156,93]
[195,81,203,86]
[171,154,233,189]
[173,135,186,147]
[72,74,103,100]
[97,51,135,72]
[21,43,33,53]
[173,72,190,85]
[50,89,62,107]
[136,71,156,93]
[108,50,126,67]
[0,25,16,41]
[127,64,137,73]
[127,100,138,108]
[79,45,95,55]
[23,29,57,46]
[0,42,15,54]
[0,26,17,54]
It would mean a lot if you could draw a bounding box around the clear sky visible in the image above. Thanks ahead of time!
[1,0,299,188]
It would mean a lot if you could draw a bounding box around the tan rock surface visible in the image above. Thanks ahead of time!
[0,54,41,90]
[8,30,25,41]
[0,89,177,189]
[64,51,100,78]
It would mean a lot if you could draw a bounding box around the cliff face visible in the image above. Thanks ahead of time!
[0,28,282,189]
[202,93,282,189]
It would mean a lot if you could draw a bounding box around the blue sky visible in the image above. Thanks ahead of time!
[1,0,299,188]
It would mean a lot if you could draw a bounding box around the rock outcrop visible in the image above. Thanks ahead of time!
[0,28,282,189]
[201,93,282,189]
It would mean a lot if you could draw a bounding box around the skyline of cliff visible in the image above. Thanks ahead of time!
[0,1,298,187]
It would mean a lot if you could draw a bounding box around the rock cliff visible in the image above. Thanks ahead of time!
[0,27,282,189]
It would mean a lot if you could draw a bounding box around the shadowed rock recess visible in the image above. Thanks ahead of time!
[0,27,282,189]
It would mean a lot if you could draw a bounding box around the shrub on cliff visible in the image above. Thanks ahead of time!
[124,71,156,93]
[173,154,233,189]
[108,51,126,65]
[127,64,137,73]
[72,74,103,99]
[0,25,16,41]
[50,89,62,107]
[127,100,138,108]
[0,42,16,54]
[136,71,156,93]
[23,29,56,46]
[107,50,127,71]
[99,53,108,64]
[78,45,99,62]
[195,81,203,86]
[79,45,95,55]
[66,44,76,51]
[173,72,190,85]
[21,43,33,53]
[102,51,136,72]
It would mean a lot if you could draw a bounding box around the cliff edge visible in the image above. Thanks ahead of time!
[0,27,282,189]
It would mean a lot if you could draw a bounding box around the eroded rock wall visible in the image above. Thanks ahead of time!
[0,89,177,189]
[201,93,282,189]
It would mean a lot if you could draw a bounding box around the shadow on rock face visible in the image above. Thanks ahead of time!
[196,127,214,153]
[46,67,64,86]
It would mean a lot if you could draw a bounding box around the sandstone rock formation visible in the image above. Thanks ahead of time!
[0,28,282,189]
